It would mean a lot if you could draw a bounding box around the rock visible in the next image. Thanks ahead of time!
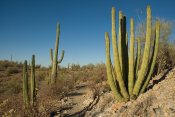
[85,69,175,117]
[9,109,14,113]
[83,99,93,106]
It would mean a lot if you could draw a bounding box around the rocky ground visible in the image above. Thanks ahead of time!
[85,68,175,117]
[1,67,175,117]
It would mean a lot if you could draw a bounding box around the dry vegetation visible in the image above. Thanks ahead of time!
[0,61,109,116]
[0,41,175,116]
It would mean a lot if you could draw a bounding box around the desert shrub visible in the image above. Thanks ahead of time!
[70,64,81,71]
[81,64,95,71]
[0,60,12,68]
[155,42,173,74]
[7,81,22,94]
[136,19,175,74]
[35,65,41,69]
[7,77,22,94]
[169,43,175,66]
[0,78,22,98]
[36,70,47,82]
[15,62,23,68]
[6,67,20,75]
[47,75,76,99]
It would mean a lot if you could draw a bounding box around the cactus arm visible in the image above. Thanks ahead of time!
[121,16,128,88]
[128,18,135,96]
[126,32,128,48]
[50,48,53,64]
[118,11,123,71]
[140,21,160,93]
[23,60,29,108]
[31,55,36,106]
[134,38,141,80]
[133,6,152,96]
[105,32,124,101]
[111,7,129,99]
[57,50,64,64]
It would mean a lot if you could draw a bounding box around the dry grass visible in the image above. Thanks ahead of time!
[2,57,174,116]
[0,60,109,116]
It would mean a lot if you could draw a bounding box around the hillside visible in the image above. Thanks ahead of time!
[85,68,175,117]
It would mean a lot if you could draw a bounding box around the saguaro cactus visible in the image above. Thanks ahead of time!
[105,5,160,101]
[51,23,65,84]
[23,60,29,108]
[31,55,36,106]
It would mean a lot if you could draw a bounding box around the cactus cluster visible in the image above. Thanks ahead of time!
[23,55,36,108]
[105,6,160,101]
[50,23,65,84]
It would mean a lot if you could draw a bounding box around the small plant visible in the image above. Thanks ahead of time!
[105,5,160,102]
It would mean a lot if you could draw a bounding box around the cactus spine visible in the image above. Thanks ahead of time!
[31,55,36,106]
[51,23,65,84]
[105,5,160,101]
[23,60,29,108]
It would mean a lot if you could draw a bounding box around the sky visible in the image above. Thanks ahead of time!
[0,0,175,67]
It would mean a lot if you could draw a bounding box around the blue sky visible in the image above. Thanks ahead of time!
[0,0,175,67]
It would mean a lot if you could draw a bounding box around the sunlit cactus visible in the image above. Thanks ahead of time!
[50,23,65,84]
[31,54,36,106]
[50,48,53,66]
[128,18,135,97]
[105,5,160,101]
[111,7,129,100]
[23,60,29,108]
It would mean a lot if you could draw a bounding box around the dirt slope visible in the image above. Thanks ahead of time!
[85,68,175,117]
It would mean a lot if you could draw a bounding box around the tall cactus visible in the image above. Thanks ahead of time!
[105,5,160,101]
[23,60,29,108]
[50,48,53,66]
[118,11,123,71]
[51,23,65,84]
[140,21,160,93]
[128,18,135,97]
[135,38,141,79]
[105,32,125,102]
[133,6,152,96]
[31,55,36,106]
[111,7,129,99]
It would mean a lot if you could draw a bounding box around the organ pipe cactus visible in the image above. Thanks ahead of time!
[31,55,36,106]
[23,60,29,108]
[51,23,65,84]
[50,48,53,66]
[111,7,129,100]
[105,5,160,101]
[128,18,135,97]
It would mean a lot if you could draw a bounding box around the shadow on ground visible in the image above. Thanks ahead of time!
[147,68,172,90]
